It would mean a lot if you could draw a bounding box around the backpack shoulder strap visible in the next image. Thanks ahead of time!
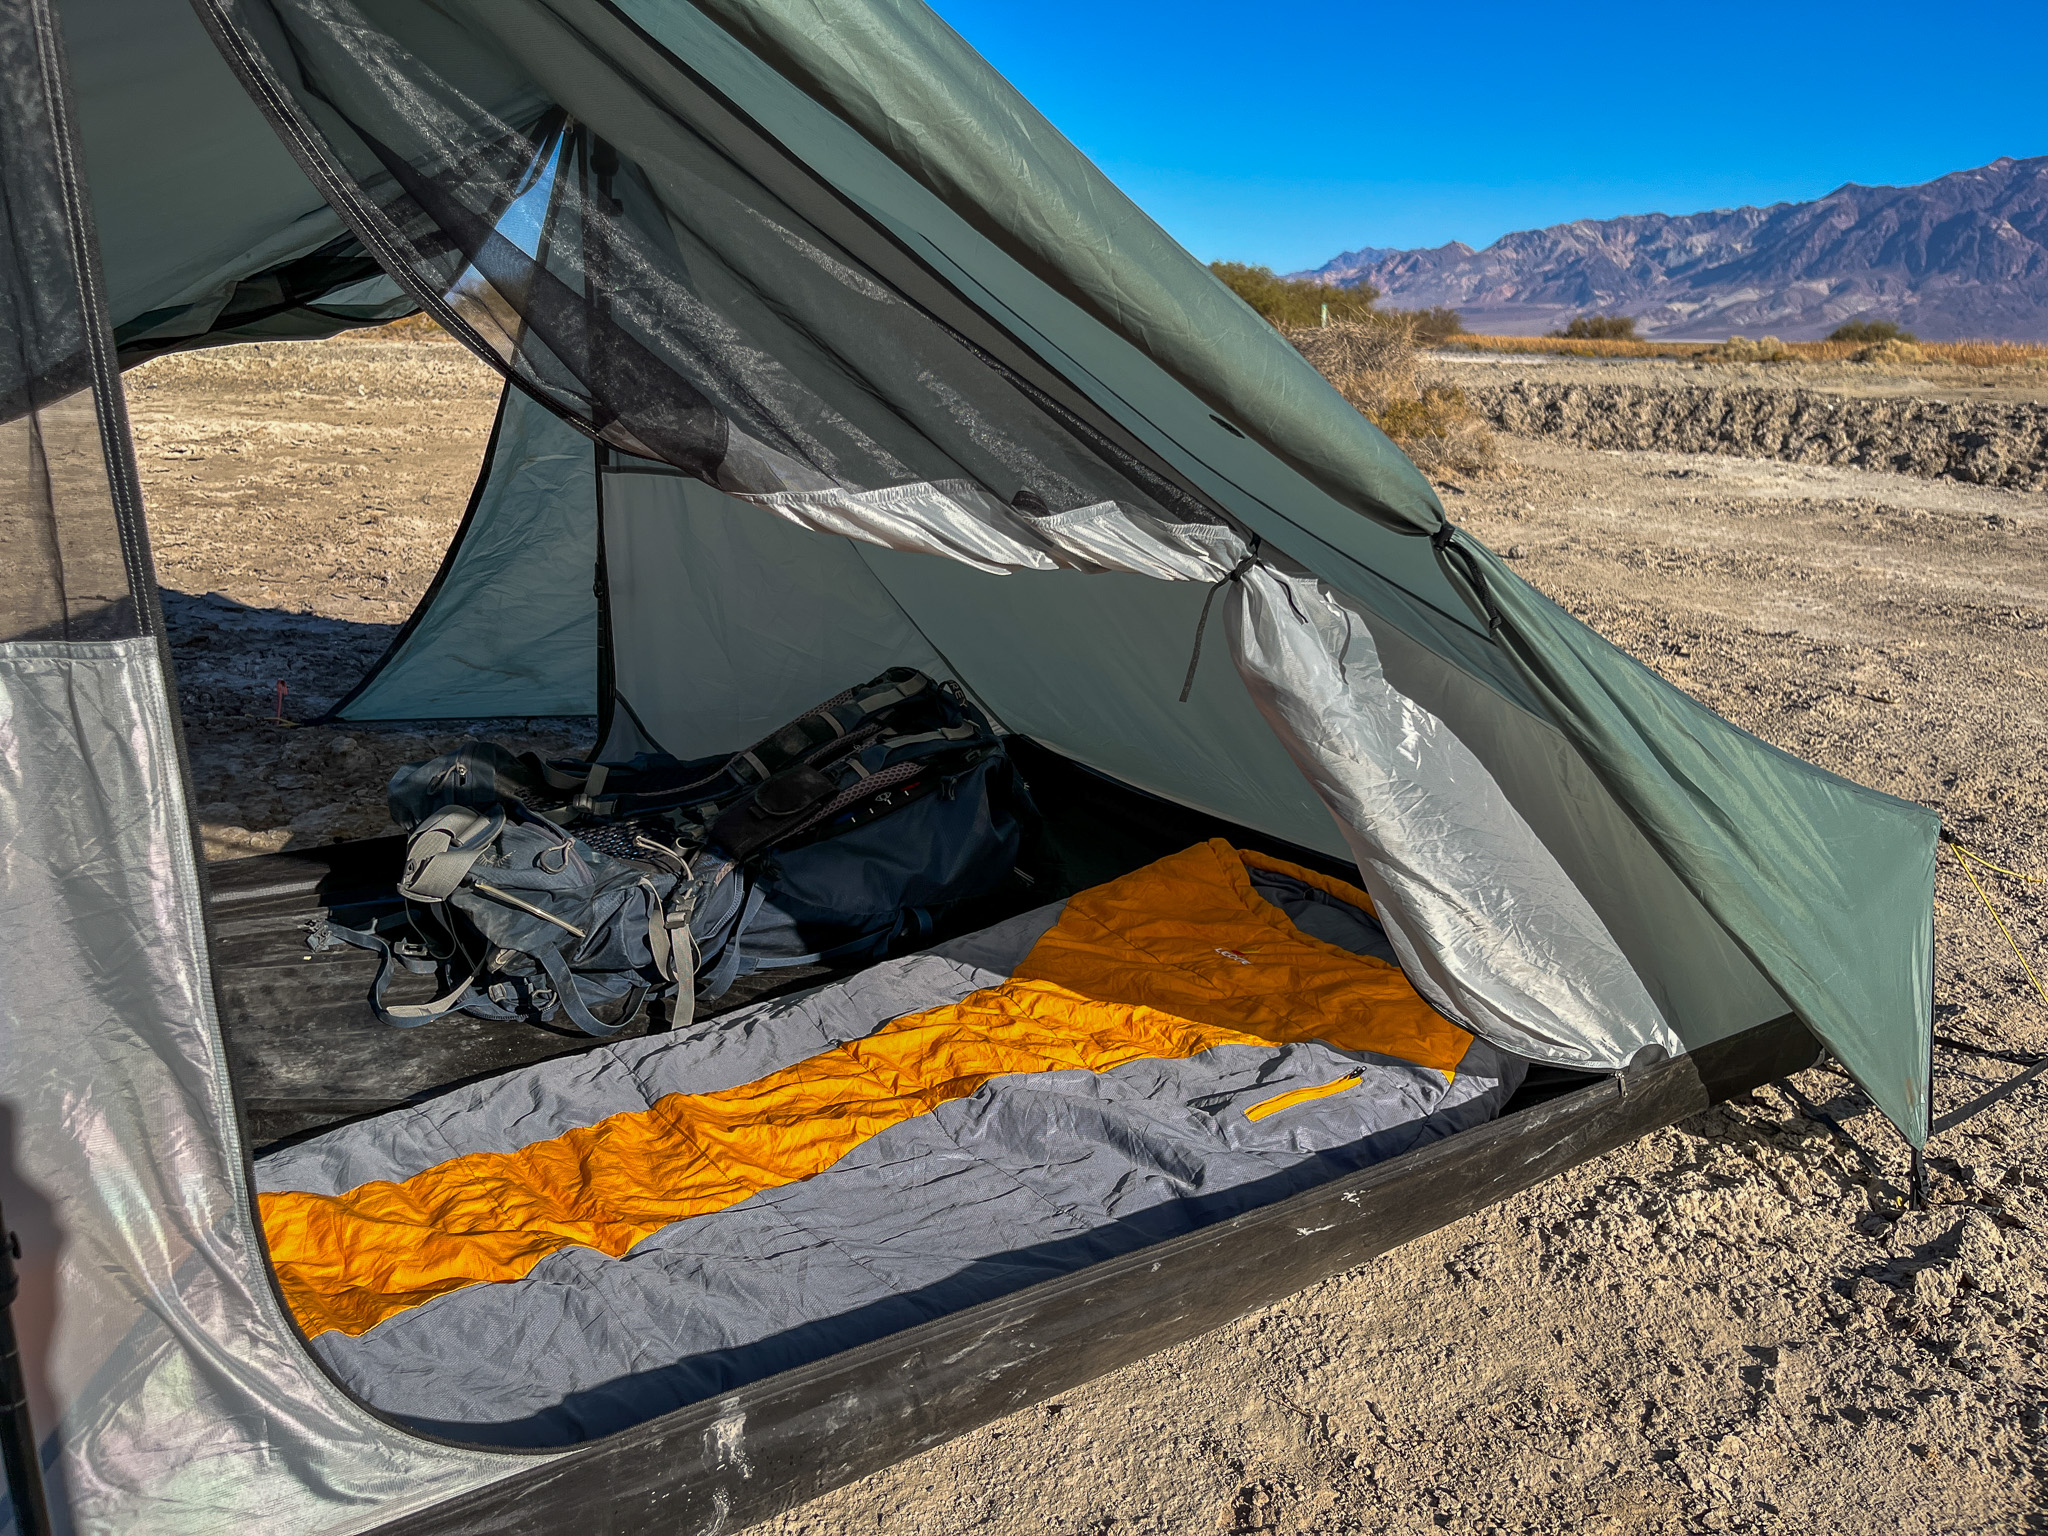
[398,805,505,904]
[312,917,488,1029]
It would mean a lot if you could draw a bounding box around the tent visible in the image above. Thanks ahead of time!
[2,0,1937,1529]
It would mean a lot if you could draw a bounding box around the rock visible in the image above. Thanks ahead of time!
[1954,1209,2005,1265]
[200,823,291,862]
[1909,1266,1957,1311]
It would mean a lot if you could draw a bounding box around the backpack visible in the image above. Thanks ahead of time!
[316,670,1037,1035]
[312,801,687,1037]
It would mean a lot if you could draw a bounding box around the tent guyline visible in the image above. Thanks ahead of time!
[1924,832,2048,1140]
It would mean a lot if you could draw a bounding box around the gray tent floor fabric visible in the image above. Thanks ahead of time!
[258,894,1523,1448]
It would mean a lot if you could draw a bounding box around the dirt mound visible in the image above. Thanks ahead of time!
[1468,380,2048,489]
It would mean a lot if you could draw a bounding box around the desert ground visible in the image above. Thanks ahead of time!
[129,331,2048,1535]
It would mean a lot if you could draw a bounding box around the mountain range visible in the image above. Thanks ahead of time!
[1296,156,2048,341]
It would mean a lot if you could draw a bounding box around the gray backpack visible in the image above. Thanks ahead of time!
[315,669,1032,1035]
[313,802,701,1037]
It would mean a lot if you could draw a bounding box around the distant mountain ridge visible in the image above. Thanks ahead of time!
[1297,157,2048,341]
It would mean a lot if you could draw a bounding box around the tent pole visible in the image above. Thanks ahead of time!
[0,1201,53,1536]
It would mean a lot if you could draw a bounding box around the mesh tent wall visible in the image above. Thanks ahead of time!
[1,2,541,1530]
[1,0,1936,1531]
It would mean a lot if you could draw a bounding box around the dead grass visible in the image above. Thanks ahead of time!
[1286,320,1418,415]
[1287,321,1502,477]
[342,312,460,342]
[1694,334,1798,364]
[1441,333,2048,368]
[1371,385,1501,477]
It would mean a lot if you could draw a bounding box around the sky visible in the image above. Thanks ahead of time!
[928,0,2048,274]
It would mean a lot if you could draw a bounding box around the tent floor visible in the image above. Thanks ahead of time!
[199,742,1817,1532]
[366,1013,1817,1531]
[207,740,1603,1151]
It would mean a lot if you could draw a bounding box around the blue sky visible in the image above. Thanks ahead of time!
[930,0,2048,274]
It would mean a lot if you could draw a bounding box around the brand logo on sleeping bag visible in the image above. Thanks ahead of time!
[1214,947,1254,965]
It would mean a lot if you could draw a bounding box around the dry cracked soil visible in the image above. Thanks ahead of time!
[129,331,2048,1535]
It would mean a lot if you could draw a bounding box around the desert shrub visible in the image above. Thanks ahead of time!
[1551,314,1638,341]
[1286,320,1500,476]
[1851,337,1927,367]
[1384,305,1467,345]
[1697,334,1796,363]
[1370,385,1500,477]
[1829,318,1917,345]
[1285,320,1416,414]
[1211,262,1379,328]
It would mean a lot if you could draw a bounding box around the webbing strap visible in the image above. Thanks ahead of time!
[668,926,698,1034]
[857,684,913,714]
[881,723,979,749]
[399,806,503,904]
[526,757,593,793]
[647,886,672,982]
[318,919,486,1029]
[536,944,633,1038]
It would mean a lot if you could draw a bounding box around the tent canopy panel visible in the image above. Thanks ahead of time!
[597,466,951,757]
[1361,613,1793,1052]
[666,0,1448,534]
[852,542,1350,858]
[591,465,1345,857]
[336,382,598,721]
[59,0,418,356]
